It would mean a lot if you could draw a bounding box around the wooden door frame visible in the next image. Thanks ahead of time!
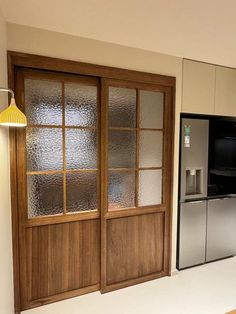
[8,51,175,313]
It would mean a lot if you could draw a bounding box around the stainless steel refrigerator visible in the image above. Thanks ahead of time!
[178,118,209,269]
[178,117,236,270]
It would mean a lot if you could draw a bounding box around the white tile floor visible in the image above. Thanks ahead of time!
[24,257,236,314]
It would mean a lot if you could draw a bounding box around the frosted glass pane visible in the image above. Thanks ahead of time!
[66,172,97,212]
[108,171,135,210]
[28,174,63,217]
[25,79,62,125]
[26,128,63,171]
[139,131,163,167]
[66,129,97,169]
[109,131,136,168]
[65,83,97,126]
[109,87,136,127]
[138,170,162,206]
[140,91,164,129]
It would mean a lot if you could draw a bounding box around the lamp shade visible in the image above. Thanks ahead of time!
[0,98,27,127]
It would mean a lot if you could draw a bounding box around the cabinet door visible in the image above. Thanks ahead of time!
[215,66,236,117]
[206,198,236,262]
[182,60,215,114]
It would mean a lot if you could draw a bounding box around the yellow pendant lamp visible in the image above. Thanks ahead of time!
[0,87,27,127]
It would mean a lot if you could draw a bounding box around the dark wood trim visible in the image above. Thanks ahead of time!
[8,51,175,87]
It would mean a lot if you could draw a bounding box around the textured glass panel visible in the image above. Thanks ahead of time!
[109,87,136,127]
[138,170,162,206]
[28,174,63,217]
[26,128,63,171]
[139,131,163,167]
[140,91,164,129]
[25,79,62,125]
[66,172,97,212]
[65,83,97,126]
[108,171,135,210]
[66,129,97,169]
[109,130,136,168]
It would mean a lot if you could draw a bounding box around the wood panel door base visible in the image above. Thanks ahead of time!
[22,284,99,311]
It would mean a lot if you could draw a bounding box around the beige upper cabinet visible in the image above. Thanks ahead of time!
[182,59,215,114]
[215,66,236,117]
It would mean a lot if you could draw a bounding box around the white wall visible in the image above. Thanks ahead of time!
[0,9,14,314]
[6,23,182,313]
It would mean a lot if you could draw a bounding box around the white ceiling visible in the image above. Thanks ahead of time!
[1,0,236,67]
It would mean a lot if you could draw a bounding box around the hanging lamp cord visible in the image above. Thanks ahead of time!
[0,87,15,98]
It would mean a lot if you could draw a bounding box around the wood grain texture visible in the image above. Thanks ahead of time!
[12,66,102,312]
[101,78,174,293]
[8,51,176,87]
[24,220,100,306]
[106,212,164,285]
[8,52,175,312]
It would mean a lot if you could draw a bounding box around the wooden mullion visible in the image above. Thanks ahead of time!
[100,78,109,291]
[109,126,136,131]
[109,168,136,172]
[140,128,164,131]
[27,124,96,130]
[108,126,164,132]
[135,89,140,208]
[97,79,101,215]
[26,170,64,176]
[139,167,163,171]
[62,82,67,215]
[66,125,96,130]
[108,167,163,172]
[26,169,98,175]
[27,124,62,128]
[66,169,98,173]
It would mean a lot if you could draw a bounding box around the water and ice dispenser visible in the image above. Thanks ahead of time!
[185,168,202,196]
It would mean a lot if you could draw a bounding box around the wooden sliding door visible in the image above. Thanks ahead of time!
[9,52,175,313]
[15,68,100,310]
[101,79,173,292]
